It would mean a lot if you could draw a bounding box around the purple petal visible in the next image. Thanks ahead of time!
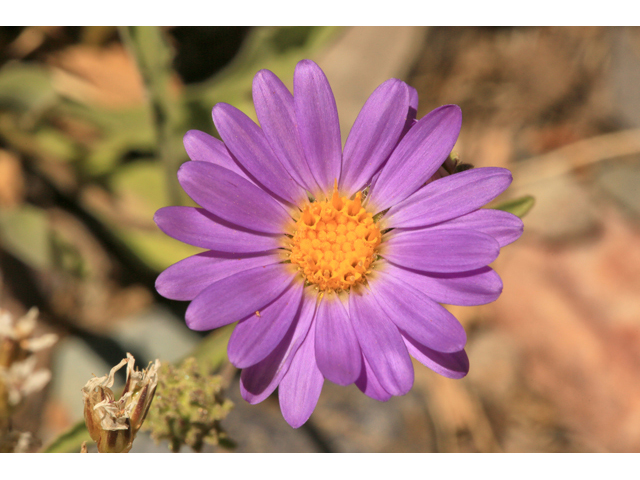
[368,105,462,212]
[240,295,316,404]
[349,288,414,396]
[183,130,250,181]
[279,321,324,428]
[384,228,500,273]
[177,161,292,235]
[294,59,342,195]
[431,209,524,247]
[382,261,503,306]
[228,281,304,368]
[252,69,320,194]
[154,206,280,253]
[212,103,306,205]
[156,251,281,301]
[385,167,513,228]
[185,263,295,331]
[340,79,411,194]
[355,355,392,402]
[314,292,362,386]
[403,333,469,379]
[369,273,466,353]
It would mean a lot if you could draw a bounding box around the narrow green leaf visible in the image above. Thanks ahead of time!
[42,420,91,453]
[189,324,235,372]
[492,195,535,218]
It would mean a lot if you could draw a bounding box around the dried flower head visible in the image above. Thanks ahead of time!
[144,357,233,453]
[82,353,159,453]
[0,307,57,429]
[0,429,37,453]
[0,307,57,368]
[0,356,52,407]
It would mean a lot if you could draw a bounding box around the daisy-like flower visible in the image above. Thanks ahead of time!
[155,59,523,428]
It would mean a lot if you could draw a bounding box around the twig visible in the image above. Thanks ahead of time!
[513,128,640,188]
[118,27,183,206]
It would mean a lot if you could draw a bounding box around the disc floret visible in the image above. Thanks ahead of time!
[289,184,382,292]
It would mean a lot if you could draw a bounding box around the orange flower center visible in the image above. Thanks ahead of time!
[289,184,382,292]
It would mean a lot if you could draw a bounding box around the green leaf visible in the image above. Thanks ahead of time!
[42,420,91,453]
[190,324,235,372]
[34,127,79,162]
[0,205,53,269]
[95,160,200,271]
[55,101,157,177]
[0,63,56,115]
[115,229,201,272]
[492,195,535,218]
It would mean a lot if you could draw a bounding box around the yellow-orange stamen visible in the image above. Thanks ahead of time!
[288,183,382,291]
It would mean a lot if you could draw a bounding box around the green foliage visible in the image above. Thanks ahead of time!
[58,102,157,176]
[119,26,186,205]
[0,205,53,270]
[492,195,535,218]
[42,418,92,453]
[189,324,235,372]
[0,27,341,276]
[0,63,56,115]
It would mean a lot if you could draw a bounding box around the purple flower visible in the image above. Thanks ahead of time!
[154,59,523,428]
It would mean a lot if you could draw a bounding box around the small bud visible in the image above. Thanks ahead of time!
[424,153,475,187]
[82,353,159,453]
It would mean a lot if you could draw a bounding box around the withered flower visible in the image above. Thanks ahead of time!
[0,356,52,407]
[0,429,37,453]
[0,307,58,368]
[82,353,159,453]
[0,307,57,431]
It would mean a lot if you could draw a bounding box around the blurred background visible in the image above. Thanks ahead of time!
[1,26,640,452]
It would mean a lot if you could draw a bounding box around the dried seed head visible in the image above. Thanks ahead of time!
[0,429,37,453]
[0,356,52,406]
[0,308,56,428]
[0,307,57,368]
[81,353,159,453]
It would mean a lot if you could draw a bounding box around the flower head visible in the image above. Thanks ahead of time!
[155,59,523,428]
